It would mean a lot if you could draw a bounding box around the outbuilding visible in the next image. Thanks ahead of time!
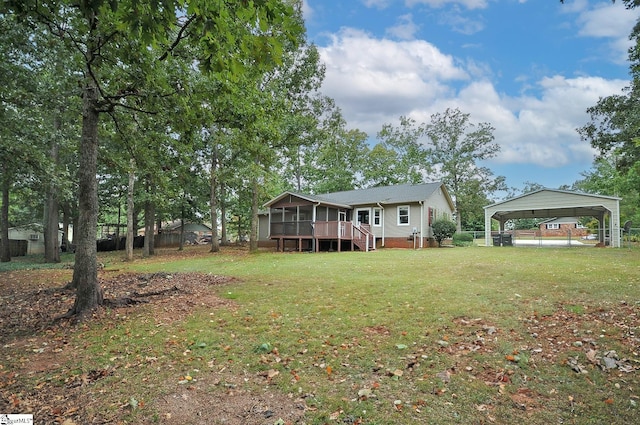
[484,189,621,247]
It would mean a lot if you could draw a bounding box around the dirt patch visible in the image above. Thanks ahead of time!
[146,378,307,425]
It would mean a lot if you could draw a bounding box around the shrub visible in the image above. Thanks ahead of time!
[452,232,473,247]
[431,219,457,247]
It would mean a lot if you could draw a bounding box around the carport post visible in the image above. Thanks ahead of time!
[484,211,492,246]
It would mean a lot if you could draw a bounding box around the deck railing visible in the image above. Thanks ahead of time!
[270,220,374,251]
[314,221,353,239]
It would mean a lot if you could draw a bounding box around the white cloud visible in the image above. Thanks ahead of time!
[317,29,629,170]
[476,76,628,167]
[318,28,468,132]
[406,0,489,10]
[301,0,313,22]
[386,14,420,40]
[361,0,392,9]
[438,9,485,34]
[574,1,640,63]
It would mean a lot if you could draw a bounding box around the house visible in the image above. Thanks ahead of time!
[156,221,213,247]
[260,182,455,252]
[538,217,588,238]
[7,224,63,256]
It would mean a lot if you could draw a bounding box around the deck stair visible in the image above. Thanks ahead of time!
[353,224,374,251]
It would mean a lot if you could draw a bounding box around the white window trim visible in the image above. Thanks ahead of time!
[546,223,559,230]
[397,205,410,226]
[373,207,382,227]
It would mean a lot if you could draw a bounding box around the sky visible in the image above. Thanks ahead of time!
[300,0,640,192]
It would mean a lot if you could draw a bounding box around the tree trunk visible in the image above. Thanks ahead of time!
[220,182,228,246]
[250,177,259,253]
[0,170,10,263]
[143,185,155,257]
[62,202,71,253]
[178,204,185,251]
[44,190,60,262]
[209,145,220,253]
[70,82,103,317]
[126,161,135,261]
[44,122,61,263]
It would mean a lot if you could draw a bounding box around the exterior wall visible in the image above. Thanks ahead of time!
[382,236,437,249]
[539,223,588,237]
[8,227,63,255]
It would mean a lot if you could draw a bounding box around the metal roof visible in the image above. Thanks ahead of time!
[484,188,621,221]
[483,188,622,247]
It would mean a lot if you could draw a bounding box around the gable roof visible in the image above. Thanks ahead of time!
[538,217,580,225]
[264,182,454,210]
[316,182,447,205]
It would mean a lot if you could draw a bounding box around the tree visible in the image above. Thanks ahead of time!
[299,100,368,193]
[367,116,430,186]
[431,218,456,247]
[424,108,504,232]
[574,154,640,225]
[0,13,48,262]
[3,0,303,318]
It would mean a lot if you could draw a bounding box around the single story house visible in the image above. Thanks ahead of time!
[538,217,589,238]
[7,224,63,255]
[157,221,213,246]
[260,182,455,252]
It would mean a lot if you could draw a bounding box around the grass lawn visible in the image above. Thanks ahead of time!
[2,245,640,424]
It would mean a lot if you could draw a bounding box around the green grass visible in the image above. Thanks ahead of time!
[0,252,76,271]
[7,245,640,424]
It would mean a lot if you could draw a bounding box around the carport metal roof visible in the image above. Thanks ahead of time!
[484,189,621,247]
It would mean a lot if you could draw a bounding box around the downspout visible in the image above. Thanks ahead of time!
[419,201,424,248]
[377,202,385,248]
[312,201,320,252]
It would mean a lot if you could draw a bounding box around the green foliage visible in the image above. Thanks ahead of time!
[424,108,505,232]
[431,218,457,247]
[365,116,429,187]
[452,232,473,246]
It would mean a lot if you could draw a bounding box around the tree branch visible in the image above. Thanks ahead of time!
[158,14,198,62]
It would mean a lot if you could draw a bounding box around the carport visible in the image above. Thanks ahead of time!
[484,189,621,247]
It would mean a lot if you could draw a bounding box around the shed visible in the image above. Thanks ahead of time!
[484,189,621,247]
[8,224,63,255]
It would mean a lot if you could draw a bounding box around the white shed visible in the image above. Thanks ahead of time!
[8,224,63,255]
[484,189,621,247]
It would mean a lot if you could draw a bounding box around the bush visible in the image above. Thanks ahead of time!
[452,232,473,247]
[431,219,457,247]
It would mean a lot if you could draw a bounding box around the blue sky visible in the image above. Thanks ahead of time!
[301,0,640,193]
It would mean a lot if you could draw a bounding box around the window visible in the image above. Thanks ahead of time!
[356,209,370,225]
[397,206,409,226]
[29,234,40,241]
[546,223,559,230]
[373,208,381,226]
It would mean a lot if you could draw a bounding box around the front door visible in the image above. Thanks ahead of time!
[356,208,370,226]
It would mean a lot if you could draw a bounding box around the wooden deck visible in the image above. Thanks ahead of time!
[270,221,374,252]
